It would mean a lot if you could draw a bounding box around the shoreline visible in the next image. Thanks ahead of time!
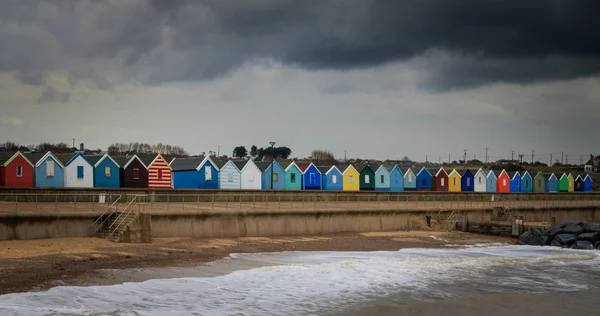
[0,231,515,295]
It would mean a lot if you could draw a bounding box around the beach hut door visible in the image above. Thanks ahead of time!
[310,173,315,184]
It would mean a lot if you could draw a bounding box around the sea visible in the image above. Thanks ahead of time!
[1,245,600,316]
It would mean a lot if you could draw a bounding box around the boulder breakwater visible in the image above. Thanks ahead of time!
[518,221,600,250]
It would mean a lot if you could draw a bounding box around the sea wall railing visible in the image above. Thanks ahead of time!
[1,192,600,214]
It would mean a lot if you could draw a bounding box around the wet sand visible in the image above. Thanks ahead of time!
[0,230,514,295]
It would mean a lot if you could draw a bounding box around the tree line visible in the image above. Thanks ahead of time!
[107,142,189,156]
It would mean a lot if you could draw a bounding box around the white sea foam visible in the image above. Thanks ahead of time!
[1,246,599,316]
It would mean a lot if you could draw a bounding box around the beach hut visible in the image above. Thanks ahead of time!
[170,156,219,189]
[459,169,474,192]
[358,165,376,191]
[558,174,569,192]
[261,160,286,190]
[112,155,148,188]
[575,175,584,192]
[341,165,360,191]
[432,168,448,192]
[545,173,558,192]
[486,170,497,192]
[57,152,94,188]
[322,166,343,191]
[86,153,121,188]
[474,169,487,192]
[496,170,511,193]
[415,167,433,191]
[302,163,322,190]
[402,167,417,191]
[139,154,172,189]
[533,172,546,193]
[509,172,521,193]
[26,152,64,188]
[0,151,34,187]
[240,160,263,190]
[567,174,575,192]
[448,169,462,192]
[584,175,593,192]
[374,165,391,191]
[389,165,404,191]
[281,161,302,190]
[217,160,243,190]
[520,171,533,193]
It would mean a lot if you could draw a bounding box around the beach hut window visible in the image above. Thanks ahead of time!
[381,175,384,184]
[349,175,354,184]
[157,169,163,179]
[46,161,54,177]
[133,168,140,180]
[422,178,426,186]
[466,178,471,186]
[332,175,337,184]
[525,180,529,187]
[205,166,212,181]
[16,165,22,177]
[478,177,482,184]
[503,179,507,186]
[309,173,315,184]
[228,173,233,183]
[105,166,111,177]
[453,178,456,186]
[77,166,84,179]
[441,178,445,186]
[365,175,370,184]
[408,174,413,183]
[272,173,278,182]
[516,181,520,186]
[291,173,296,183]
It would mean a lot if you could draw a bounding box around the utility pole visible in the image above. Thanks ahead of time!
[71,138,75,148]
[519,153,524,164]
[511,150,514,161]
[425,155,428,163]
[485,148,489,163]
[217,145,220,157]
[448,154,451,164]
[566,154,568,165]
[580,155,584,165]
[531,150,534,164]
[550,153,553,167]
[561,151,564,164]
[463,149,468,164]
[344,150,347,161]
[269,141,276,190]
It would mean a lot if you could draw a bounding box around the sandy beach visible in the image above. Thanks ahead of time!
[0,230,514,295]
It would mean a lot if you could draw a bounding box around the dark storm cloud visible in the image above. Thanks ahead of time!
[1,0,599,90]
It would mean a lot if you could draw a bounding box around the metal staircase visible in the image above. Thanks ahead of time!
[91,195,144,242]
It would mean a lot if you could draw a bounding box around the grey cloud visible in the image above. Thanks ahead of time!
[37,86,71,104]
[1,0,600,90]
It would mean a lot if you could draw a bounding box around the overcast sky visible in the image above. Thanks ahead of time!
[1,0,599,163]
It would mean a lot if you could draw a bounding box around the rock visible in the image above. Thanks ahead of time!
[549,223,565,237]
[577,232,600,243]
[518,231,545,246]
[587,224,600,233]
[540,228,550,236]
[565,221,588,227]
[543,235,551,246]
[551,239,563,247]
[531,228,543,237]
[554,234,578,246]
[571,240,594,250]
[563,223,585,235]
[595,241,600,249]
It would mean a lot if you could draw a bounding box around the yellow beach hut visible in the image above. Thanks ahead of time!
[448,169,462,192]
[568,173,575,192]
[339,165,360,191]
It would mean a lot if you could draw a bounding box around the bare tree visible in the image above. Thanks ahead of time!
[311,149,336,165]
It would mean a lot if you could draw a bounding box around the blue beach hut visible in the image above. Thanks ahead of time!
[86,153,121,188]
[374,165,391,191]
[521,171,533,193]
[261,160,286,190]
[486,170,497,192]
[509,172,521,192]
[545,173,558,192]
[459,169,475,192]
[416,167,433,191]
[402,167,417,191]
[170,156,219,189]
[584,175,593,192]
[302,163,322,190]
[217,160,243,190]
[321,166,342,191]
[389,165,404,191]
[26,152,65,188]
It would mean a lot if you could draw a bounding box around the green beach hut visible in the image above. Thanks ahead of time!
[281,161,303,190]
[558,173,569,192]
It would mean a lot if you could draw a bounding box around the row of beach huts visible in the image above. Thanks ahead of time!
[0,151,593,192]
